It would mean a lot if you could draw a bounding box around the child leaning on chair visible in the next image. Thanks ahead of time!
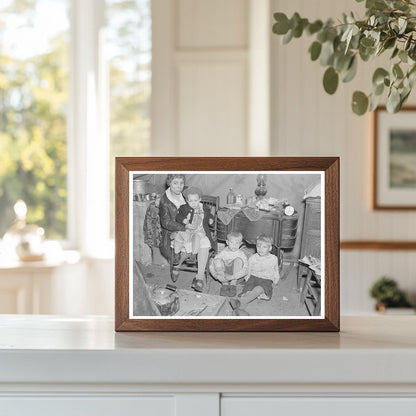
[173,186,214,264]
[211,233,280,315]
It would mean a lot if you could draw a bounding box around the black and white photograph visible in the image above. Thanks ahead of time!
[130,171,324,319]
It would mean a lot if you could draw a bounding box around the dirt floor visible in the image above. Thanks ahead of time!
[138,250,309,317]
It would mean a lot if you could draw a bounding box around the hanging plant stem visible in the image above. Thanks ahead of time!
[272,0,416,114]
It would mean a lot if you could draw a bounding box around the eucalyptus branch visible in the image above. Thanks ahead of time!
[272,0,416,114]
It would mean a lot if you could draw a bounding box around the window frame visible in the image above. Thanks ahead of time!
[67,0,111,257]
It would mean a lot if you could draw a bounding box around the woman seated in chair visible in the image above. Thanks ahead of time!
[158,174,213,291]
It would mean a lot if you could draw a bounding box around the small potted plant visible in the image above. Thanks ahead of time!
[370,276,413,313]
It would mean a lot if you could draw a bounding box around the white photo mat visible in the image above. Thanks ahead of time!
[129,171,325,320]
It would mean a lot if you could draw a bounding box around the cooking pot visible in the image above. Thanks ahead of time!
[152,286,180,316]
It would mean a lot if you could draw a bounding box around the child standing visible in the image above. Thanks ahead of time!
[209,231,248,285]
[230,234,280,314]
[173,187,214,264]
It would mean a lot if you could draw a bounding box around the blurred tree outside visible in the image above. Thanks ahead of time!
[0,0,151,241]
[0,0,69,239]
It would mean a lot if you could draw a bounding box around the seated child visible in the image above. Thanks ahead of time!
[230,234,280,315]
[173,187,214,264]
[209,231,248,286]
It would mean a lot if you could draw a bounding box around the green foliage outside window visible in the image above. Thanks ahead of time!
[0,0,151,240]
[0,1,69,238]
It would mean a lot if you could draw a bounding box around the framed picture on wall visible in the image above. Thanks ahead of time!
[374,106,416,209]
[115,157,339,332]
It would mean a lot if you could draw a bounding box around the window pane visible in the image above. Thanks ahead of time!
[0,0,70,239]
[106,0,151,237]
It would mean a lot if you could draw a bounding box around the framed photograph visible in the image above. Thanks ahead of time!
[374,106,416,209]
[115,157,339,331]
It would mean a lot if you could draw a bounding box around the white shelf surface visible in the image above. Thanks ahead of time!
[0,315,415,389]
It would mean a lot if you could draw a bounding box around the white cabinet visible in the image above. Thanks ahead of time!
[0,255,113,315]
[1,397,175,416]
[0,316,415,415]
[222,398,416,416]
[0,267,56,314]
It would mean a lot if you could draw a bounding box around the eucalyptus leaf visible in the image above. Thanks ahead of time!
[369,92,383,111]
[350,32,361,49]
[345,25,359,52]
[409,45,416,60]
[282,29,294,44]
[386,87,401,112]
[341,26,352,43]
[407,64,416,88]
[360,37,375,48]
[317,29,329,43]
[352,91,369,115]
[397,80,404,89]
[333,35,341,51]
[376,43,385,56]
[400,86,411,106]
[372,68,389,85]
[408,71,416,88]
[393,63,404,79]
[408,63,416,77]
[290,12,301,30]
[309,41,322,61]
[359,44,375,61]
[383,37,396,50]
[293,18,308,38]
[347,13,355,24]
[399,50,408,63]
[393,0,409,11]
[370,30,381,44]
[334,52,352,72]
[366,0,388,10]
[273,13,290,35]
[323,67,339,94]
[391,47,399,59]
[320,40,335,66]
[373,82,385,96]
[307,20,323,35]
[398,17,407,34]
[342,56,358,82]
[377,13,389,25]
[391,21,399,34]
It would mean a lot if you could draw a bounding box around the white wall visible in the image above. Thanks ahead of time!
[152,0,259,156]
[271,0,416,313]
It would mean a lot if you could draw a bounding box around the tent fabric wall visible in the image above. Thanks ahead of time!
[135,173,321,257]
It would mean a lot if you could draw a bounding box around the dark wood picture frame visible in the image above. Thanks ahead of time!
[115,157,339,332]
[373,106,416,210]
